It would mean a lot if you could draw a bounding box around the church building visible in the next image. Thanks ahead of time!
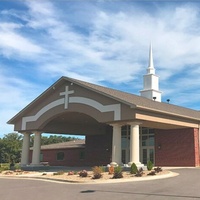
[8,45,200,167]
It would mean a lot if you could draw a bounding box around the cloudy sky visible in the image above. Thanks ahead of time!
[1,0,200,137]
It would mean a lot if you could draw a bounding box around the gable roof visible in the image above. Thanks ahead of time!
[8,76,200,124]
[32,140,85,150]
[65,77,200,121]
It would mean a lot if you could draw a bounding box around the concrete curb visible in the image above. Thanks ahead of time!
[0,171,179,184]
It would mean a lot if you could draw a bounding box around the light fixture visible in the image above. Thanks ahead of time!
[153,97,156,101]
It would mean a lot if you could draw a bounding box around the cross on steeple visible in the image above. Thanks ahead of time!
[60,86,74,109]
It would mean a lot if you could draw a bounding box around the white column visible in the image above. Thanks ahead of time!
[31,132,42,166]
[21,132,30,167]
[110,124,122,166]
[129,123,144,167]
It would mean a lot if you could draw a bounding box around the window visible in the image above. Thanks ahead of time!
[40,153,43,162]
[80,151,85,160]
[140,128,155,147]
[56,152,64,161]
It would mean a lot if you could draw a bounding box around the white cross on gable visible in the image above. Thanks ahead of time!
[60,86,74,109]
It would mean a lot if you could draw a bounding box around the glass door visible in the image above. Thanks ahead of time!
[142,147,154,165]
[122,149,126,164]
[121,125,130,164]
[140,128,155,165]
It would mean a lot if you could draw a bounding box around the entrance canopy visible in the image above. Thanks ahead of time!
[8,76,200,134]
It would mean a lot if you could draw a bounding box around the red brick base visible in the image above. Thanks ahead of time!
[155,128,200,167]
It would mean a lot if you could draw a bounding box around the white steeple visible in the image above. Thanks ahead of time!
[147,43,155,74]
[140,44,162,102]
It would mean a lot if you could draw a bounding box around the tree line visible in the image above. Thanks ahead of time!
[0,133,79,163]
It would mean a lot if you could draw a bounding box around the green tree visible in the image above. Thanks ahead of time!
[30,135,78,147]
[0,133,22,163]
[0,133,79,163]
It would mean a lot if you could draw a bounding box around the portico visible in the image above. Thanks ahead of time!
[20,122,144,167]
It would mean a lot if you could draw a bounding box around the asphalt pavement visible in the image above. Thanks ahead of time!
[0,168,200,200]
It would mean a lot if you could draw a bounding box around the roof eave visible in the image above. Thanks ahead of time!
[7,76,67,124]
[136,105,200,122]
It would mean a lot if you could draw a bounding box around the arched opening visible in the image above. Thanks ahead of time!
[35,112,113,166]
[41,111,109,135]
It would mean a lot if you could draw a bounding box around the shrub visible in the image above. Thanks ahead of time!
[68,171,74,175]
[108,166,114,174]
[147,160,154,171]
[135,168,144,177]
[14,169,23,173]
[130,163,138,174]
[53,171,65,176]
[154,167,163,173]
[113,166,123,179]
[14,163,21,170]
[147,171,156,176]
[0,165,9,171]
[92,166,103,179]
[79,170,88,177]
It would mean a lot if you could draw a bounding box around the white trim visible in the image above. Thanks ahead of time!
[22,99,64,130]
[69,97,121,121]
[21,97,121,130]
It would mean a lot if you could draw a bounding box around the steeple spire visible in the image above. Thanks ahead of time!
[140,44,162,102]
[147,43,155,74]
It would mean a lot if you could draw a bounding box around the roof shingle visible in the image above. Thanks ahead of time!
[38,140,85,150]
[66,77,200,120]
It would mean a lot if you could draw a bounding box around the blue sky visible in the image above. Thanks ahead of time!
[1,0,200,137]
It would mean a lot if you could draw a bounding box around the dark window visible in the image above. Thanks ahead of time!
[57,152,64,161]
[40,153,43,162]
[80,151,85,160]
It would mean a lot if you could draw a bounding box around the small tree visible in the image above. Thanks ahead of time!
[113,166,123,179]
[130,163,138,174]
[147,160,154,171]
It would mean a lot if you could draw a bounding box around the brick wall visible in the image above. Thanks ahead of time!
[30,132,112,167]
[84,132,112,166]
[30,148,85,166]
[155,128,200,167]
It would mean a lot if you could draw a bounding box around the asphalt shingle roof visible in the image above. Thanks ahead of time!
[8,76,200,124]
[39,140,85,150]
[66,77,200,120]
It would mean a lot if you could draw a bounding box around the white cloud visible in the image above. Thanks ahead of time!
[0,22,43,58]
[0,66,46,136]
[13,2,200,87]
[2,1,200,136]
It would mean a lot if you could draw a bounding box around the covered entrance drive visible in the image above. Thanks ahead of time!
[8,76,200,167]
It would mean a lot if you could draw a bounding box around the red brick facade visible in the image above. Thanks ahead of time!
[84,133,112,166]
[38,148,85,166]
[30,132,112,167]
[155,128,200,167]
[29,128,200,167]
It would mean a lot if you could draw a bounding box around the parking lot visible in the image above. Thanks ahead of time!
[1,168,200,200]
